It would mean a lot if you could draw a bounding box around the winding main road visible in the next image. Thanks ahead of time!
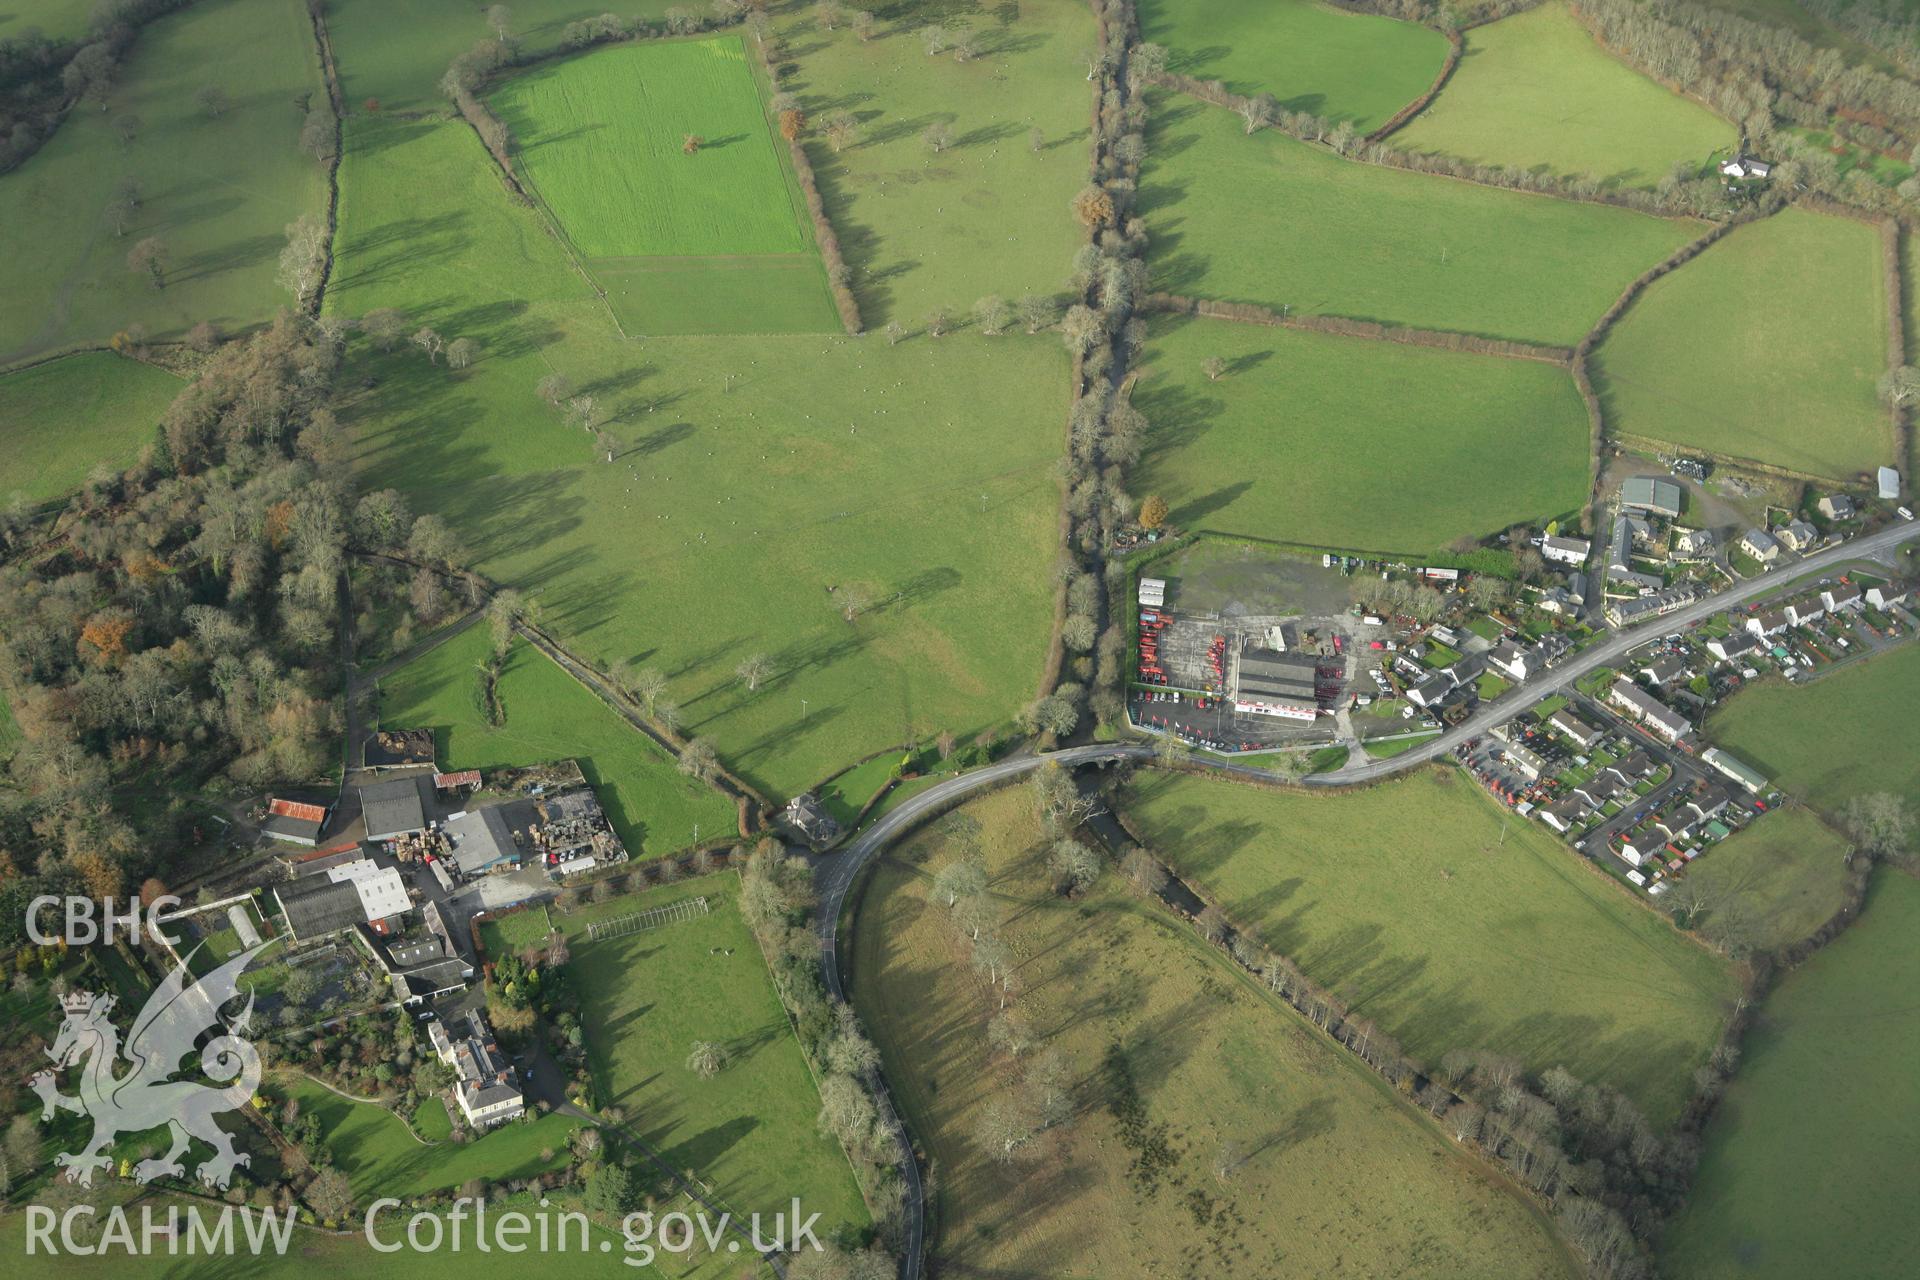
[814,516,1920,1280]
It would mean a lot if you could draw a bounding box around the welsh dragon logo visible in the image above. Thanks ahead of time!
[29,943,267,1190]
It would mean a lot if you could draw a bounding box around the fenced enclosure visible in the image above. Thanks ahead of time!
[585,895,710,941]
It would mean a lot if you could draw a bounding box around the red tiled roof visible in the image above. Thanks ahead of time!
[435,770,482,789]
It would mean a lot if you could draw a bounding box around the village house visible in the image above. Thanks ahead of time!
[1740,528,1780,563]
[431,1012,525,1129]
[1685,785,1733,826]
[1818,495,1856,521]
[1549,709,1605,750]
[1573,776,1622,810]
[1540,796,1588,834]
[1671,528,1716,561]
[1784,597,1826,628]
[1745,609,1790,638]
[1640,654,1688,688]
[1707,630,1758,663]
[1486,639,1529,682]
[1620,824,1668,868]
[1608,678,1691,741]
[1778,520,1819,553]
[1866,582,1909,610]
[1406,672,1454,709]
[1820,584,1863,613]
[1604,749,1657,788]
[1607,584,1699,626]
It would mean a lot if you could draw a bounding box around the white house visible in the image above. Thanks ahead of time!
[1541,535,1590,566]
[1707,631,1758,663]
[1866,582,1909,610]
[1821,584,1863,613]
[432,1013,526,1130]
[1746,609,1789,638]
[1784,597,1826,627]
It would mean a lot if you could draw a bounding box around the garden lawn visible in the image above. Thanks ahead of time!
[1660,870,1920,1280]
[1133,314,1589,550]
[1394,2,1735,187]
[0,353,180,503]
[779,0,1096,324]
[1705,641,1920,848]
[1141,94,1702,345]
[331,66,1065,798]
[376,627,736,859]
[556,875,869,1237]
[1139,0,1447,132]
[492,36,836,335]
[850,789,1576,1278]
[815,751,905,827]
[1592,207,1890,479]
[0,0,328,364]
[1679,808,1854,949]
[1123,768,1737,1128]
[275,1075,579,1198]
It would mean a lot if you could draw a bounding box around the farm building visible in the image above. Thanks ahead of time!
[360,776,429,842]
[443,806,521,877]
[1879,467,1902,500]
[274,859,411,941]
[1541,534,1590,565]
[1818,495,1856,521]
[1549,709,1604,749]
[1701,747,1768,794]
[1739,528,1780,562]
[262,797,330,846]
[1620,476,1682,518]
[1609,679,1691,741]
[1231,648,1319,721]
[1778,520,1819,553]
[1138,577,1166,608]
[533,787,627,870]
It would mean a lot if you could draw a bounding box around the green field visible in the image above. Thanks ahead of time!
[376,626,737,858]
[1661,869,1920,1280]
[851,788,1576,1277]
[330,89,1066,795]
[1592,207,1890,479]
[275,1075,580,1198]
[2,0,93,41]
[1123,769,1737,1127]
[0,353,181,502]
[778,0,1096,324]
[0,0,328,365]
[1138,0,1448,132]
[1132,314,1589,550]
[1679,807,1855,949]
[324,0,686,111]
[493,37,837,334]
[556,875,870,1236]
[1705,641,1920,848]
[1394,2,1735,187]
[1140,94,1703,345]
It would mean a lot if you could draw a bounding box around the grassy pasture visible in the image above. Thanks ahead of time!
[491,36,838,334]
[1,0,94,41]
[1705,641,1920,848]
[1137,0,1448,132]
[0,0,327,365]
[0,352,180,502]
[778,0,1096,325]
[330,101,1065,795]
[1140,94,1703,345]
[496,38,808,258]
[1394,2,1735,187]
[555,875,870,1236]
[850,788,1576,1277]
[1132,314,1589,551]
[1122,769,1737,1128]
[376,626,737,859]
[1678,807,1854,950]
[1591,208,1890,480]
[1660,870,1920,1280]
[324,0,685,111]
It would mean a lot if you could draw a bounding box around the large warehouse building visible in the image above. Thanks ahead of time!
[1229,648,1319,722]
